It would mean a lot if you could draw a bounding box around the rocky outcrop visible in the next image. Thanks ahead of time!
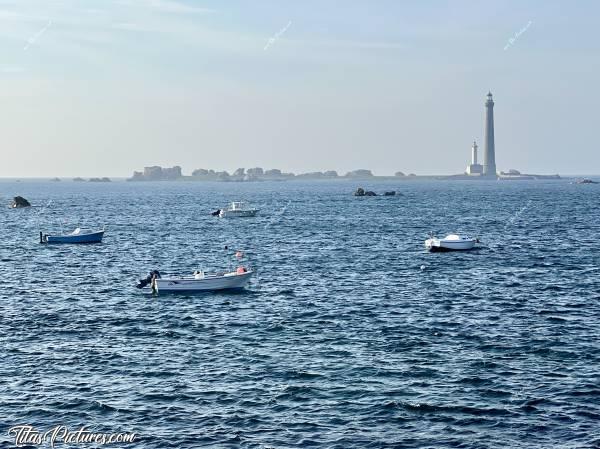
[11,196,31,208]
[296,171,339,179]
[355,188,400,197]
[247,167,264,176]
[346,169,374,178]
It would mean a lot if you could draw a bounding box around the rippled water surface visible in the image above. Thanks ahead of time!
[1,179,599,448]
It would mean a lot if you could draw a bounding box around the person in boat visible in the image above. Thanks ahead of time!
[136,270,161,289]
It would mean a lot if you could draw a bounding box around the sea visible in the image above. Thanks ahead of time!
[0,179,599,448]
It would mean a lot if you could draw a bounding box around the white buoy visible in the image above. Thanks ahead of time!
[420,265,426,270]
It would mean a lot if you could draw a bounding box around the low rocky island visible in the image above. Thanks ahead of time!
[127,166,383,182]
[125,165,563,183]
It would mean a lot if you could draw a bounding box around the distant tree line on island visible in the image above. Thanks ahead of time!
[128,166,416,181]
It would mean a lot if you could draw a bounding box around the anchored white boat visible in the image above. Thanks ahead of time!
[137,267,253,293]
[425,234,479,252]
[218,202,258,218]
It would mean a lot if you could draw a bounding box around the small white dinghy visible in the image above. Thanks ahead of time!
[137,267,253,294]
[425,234,479,252]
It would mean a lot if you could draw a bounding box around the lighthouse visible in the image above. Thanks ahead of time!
[466,140,483,175]
[483,92,497,177]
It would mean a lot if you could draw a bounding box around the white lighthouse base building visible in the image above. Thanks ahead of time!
[465,140,483,175]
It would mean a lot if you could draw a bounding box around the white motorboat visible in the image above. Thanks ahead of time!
[137,267,253,293]
[218,202,258,218]
[425,234,479,252]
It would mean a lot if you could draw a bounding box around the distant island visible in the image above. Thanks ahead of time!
[73,177,112,182]
[128,165,384,182]
[128,166,420,182]
[126,166,559,182]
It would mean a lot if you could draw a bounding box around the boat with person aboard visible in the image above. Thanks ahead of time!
[218,202,259,218]
[136,267,253,294]
[425,234,479,252]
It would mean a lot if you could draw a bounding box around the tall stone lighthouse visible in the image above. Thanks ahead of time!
[483,92,497,177]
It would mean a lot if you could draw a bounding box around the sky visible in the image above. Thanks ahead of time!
[0,0,599,177]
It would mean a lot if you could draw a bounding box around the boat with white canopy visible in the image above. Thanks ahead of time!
[425,234,479,252]
[218,202,258,218]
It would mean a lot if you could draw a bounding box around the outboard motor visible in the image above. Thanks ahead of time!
[211,209,221,217]
[136,270,161,289]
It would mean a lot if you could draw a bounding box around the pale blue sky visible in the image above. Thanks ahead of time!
[0,0,598,177]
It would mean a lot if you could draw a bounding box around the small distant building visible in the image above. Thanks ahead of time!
[466,141,483,175]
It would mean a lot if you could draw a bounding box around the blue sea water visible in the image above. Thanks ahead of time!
[0,179,599,448]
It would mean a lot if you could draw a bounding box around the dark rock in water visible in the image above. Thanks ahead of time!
[11,196,31,208]
[384,191,396,196]
[354,187,377,196]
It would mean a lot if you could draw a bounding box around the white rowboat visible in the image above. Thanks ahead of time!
[151,269,253,293]
[425,234,478,252]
